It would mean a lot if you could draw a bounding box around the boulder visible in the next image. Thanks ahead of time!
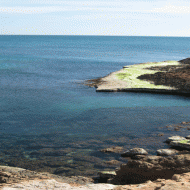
[156,149,178,156]
[170,140,190,150]
[121,148,148,157]
[110,154,190,185]
[165,136,186,143]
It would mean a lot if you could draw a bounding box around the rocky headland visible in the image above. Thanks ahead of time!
[84,58,190,95]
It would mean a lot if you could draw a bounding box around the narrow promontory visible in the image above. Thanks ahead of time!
[84,58,190,95]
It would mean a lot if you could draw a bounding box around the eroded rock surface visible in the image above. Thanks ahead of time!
[114,172,190,190]
[111,154,190,185]
[0,165,93,188]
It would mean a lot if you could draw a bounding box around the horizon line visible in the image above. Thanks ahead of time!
[0,34,190,38]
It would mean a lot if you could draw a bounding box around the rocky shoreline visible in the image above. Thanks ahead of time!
[2,131,190,189]
[84,58,190,96]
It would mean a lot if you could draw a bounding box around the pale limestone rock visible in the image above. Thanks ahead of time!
[156,149,178,156]
[165,136,186,143]
[170,140,190,149]
[121,148,148,157]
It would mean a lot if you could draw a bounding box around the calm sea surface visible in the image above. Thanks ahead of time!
[0,35,190,176]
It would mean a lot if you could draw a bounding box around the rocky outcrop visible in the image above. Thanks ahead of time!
[138,64,190,92]
[179,58,190,64]
[84,58,190,95]
[110,154,190,185]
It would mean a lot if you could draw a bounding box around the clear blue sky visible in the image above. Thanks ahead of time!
[1,0,190,36]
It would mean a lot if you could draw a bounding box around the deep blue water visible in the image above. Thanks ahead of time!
[0,35,190,176]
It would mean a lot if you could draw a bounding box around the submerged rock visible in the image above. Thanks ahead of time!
[156,149,178,156]
[100,146,123,153]
[121,148,148,157]
[104,160,122,165]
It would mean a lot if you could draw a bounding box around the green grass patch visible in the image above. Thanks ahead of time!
[115,61,180,89]
[101,171,116,175]
[180,140,190,144]
[116,73,132,80]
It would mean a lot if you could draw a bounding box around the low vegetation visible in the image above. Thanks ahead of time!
[116,61,180,89]
[180,140,190,144]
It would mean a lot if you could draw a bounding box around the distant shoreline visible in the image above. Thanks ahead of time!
[84,58,190,96]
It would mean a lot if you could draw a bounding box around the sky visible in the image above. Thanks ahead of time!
[1,0,190,36]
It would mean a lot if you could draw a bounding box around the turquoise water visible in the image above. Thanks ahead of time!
[0,35,190,176]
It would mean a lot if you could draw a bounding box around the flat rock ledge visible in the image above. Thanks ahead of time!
[1,179,117,190]
[84,58,190,96]
[165,135,190,150]
[0,165,94,189]
[3,174,190,190]
[165,136,186,143]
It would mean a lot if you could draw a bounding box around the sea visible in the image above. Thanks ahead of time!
[0,35,190,177]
